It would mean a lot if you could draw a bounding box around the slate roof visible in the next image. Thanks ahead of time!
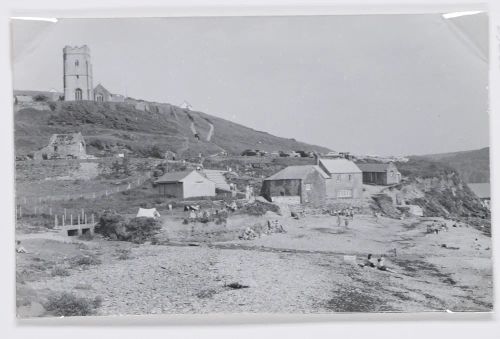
[319,158,361,174]
[265,165,329,181]
[203,170,231,191]
[357,163,395,173]
[468,183,490,199]
[155,170,195,183]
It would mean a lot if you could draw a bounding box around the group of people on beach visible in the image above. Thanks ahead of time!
[359,254,393,272]
[334,207,355,227]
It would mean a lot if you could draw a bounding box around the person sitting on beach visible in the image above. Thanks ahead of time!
[377,257,387,271]
[377,257,396,273]
[15,240,28,253]
[360,254,376,268]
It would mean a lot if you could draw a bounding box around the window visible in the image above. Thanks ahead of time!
[337,189,352,198]
[336,174,341,182]
[76,75,79,79]
[348,174,352,181]
[75,60,79,66]
[74,88,83,101]
[305,184,312,191]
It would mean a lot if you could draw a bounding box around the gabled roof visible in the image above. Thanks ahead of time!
[319,158,361,174]
[203,170,231,191]
[468,183,490,199]
[265,165,329,181]
[155,170,195,183]
[357,162,396,173]
[94,83,111,95]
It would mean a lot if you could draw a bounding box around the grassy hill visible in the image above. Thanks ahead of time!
[412,147,489,183]
[14,100,330,158]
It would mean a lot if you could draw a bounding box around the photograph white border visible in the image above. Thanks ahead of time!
[1,0,498,338]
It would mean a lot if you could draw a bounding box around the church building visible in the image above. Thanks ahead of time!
[63,45,124,102]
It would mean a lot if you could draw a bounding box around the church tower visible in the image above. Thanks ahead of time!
[63,45,93,101]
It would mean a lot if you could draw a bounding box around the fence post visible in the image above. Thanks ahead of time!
[64,208,67,218]
[85,214,87,225]
[70,214,73,226]
[63,214,65,227]
[54,215,58,228]
[81,209,84,220]
[78,214,80,225]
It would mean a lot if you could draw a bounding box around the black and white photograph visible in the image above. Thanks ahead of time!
[11,11,492,318]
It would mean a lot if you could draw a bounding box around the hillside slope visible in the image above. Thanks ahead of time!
[413,147,489,183]
[14,100,330,158]
[380,159,490,219]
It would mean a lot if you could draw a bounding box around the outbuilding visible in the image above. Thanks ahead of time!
[155,170,216,199]
[356,162,401,185]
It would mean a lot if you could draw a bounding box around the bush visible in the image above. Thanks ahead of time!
[116,249,132,260]
[236,200,280,216]
[96,211,127,239]
[70,255,102,267]
[96,211,161,243]
[125,217,162,243]
[44,292,101,317]
[34,94,48,102]
[51,266,70,277]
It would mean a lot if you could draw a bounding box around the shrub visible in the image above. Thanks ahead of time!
[125,217,162,243]
[236,200,280,216]
[34,94,48,102]
[116,249,132,260]
[97,211,161,243]
[44,292,101,317]
[51,266,70,277]
[70,255,102,268]
[96,210,127,239]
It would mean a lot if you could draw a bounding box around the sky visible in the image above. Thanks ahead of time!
[11,14,489,156]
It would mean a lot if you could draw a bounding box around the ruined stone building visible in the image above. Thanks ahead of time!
[34,133,88,160]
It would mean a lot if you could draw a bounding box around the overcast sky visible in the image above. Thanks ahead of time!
[11,14,489,156]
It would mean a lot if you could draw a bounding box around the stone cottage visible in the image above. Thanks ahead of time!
[261,165,329,207]
[318,158,363,204]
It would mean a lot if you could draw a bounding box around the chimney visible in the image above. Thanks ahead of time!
[313,152,320,166]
